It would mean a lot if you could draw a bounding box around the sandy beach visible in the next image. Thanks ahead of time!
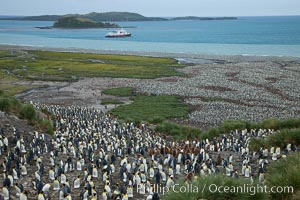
[2,44,300,128]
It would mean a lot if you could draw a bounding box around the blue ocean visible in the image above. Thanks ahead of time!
[0,16,300,56]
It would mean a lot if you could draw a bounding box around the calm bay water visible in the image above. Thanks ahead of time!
[0,16,300,56]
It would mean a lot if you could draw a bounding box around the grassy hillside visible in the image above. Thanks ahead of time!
[84,12,167,22]
[0,91,54,135]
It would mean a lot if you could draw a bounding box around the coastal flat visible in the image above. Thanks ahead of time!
[1,45,300,128]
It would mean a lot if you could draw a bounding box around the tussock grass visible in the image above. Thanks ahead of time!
[0,90,22,113]
[266,153,300,200]
[250,128,300,151]
[157,119,300,142]
[249,138,266,152]
[155,121,202,140]
[20,104,36,121]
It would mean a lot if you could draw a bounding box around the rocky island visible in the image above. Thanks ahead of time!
[53,16,119,29]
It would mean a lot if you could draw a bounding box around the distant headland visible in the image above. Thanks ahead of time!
[1,11,238,22]
[0,12,238,29]
[0,12,167,22]
[170,16,238,21]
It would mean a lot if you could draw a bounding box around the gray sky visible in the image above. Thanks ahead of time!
[1,0,300,17]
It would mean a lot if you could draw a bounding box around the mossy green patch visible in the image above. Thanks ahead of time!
[0,49,186,95]
[102,87,135,97]
[101,99,124,105]
[0,50,185,81]
[0,84,34,96]
[109,95,190,123]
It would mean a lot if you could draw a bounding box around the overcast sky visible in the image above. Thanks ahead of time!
[1,0,300,17]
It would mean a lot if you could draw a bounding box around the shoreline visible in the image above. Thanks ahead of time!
[1,44,300,63]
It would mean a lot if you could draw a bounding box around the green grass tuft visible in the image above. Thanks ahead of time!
[0,95,22,113]
[249,138,266,152]
[20,104,36,121]
[37,119,54,135]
